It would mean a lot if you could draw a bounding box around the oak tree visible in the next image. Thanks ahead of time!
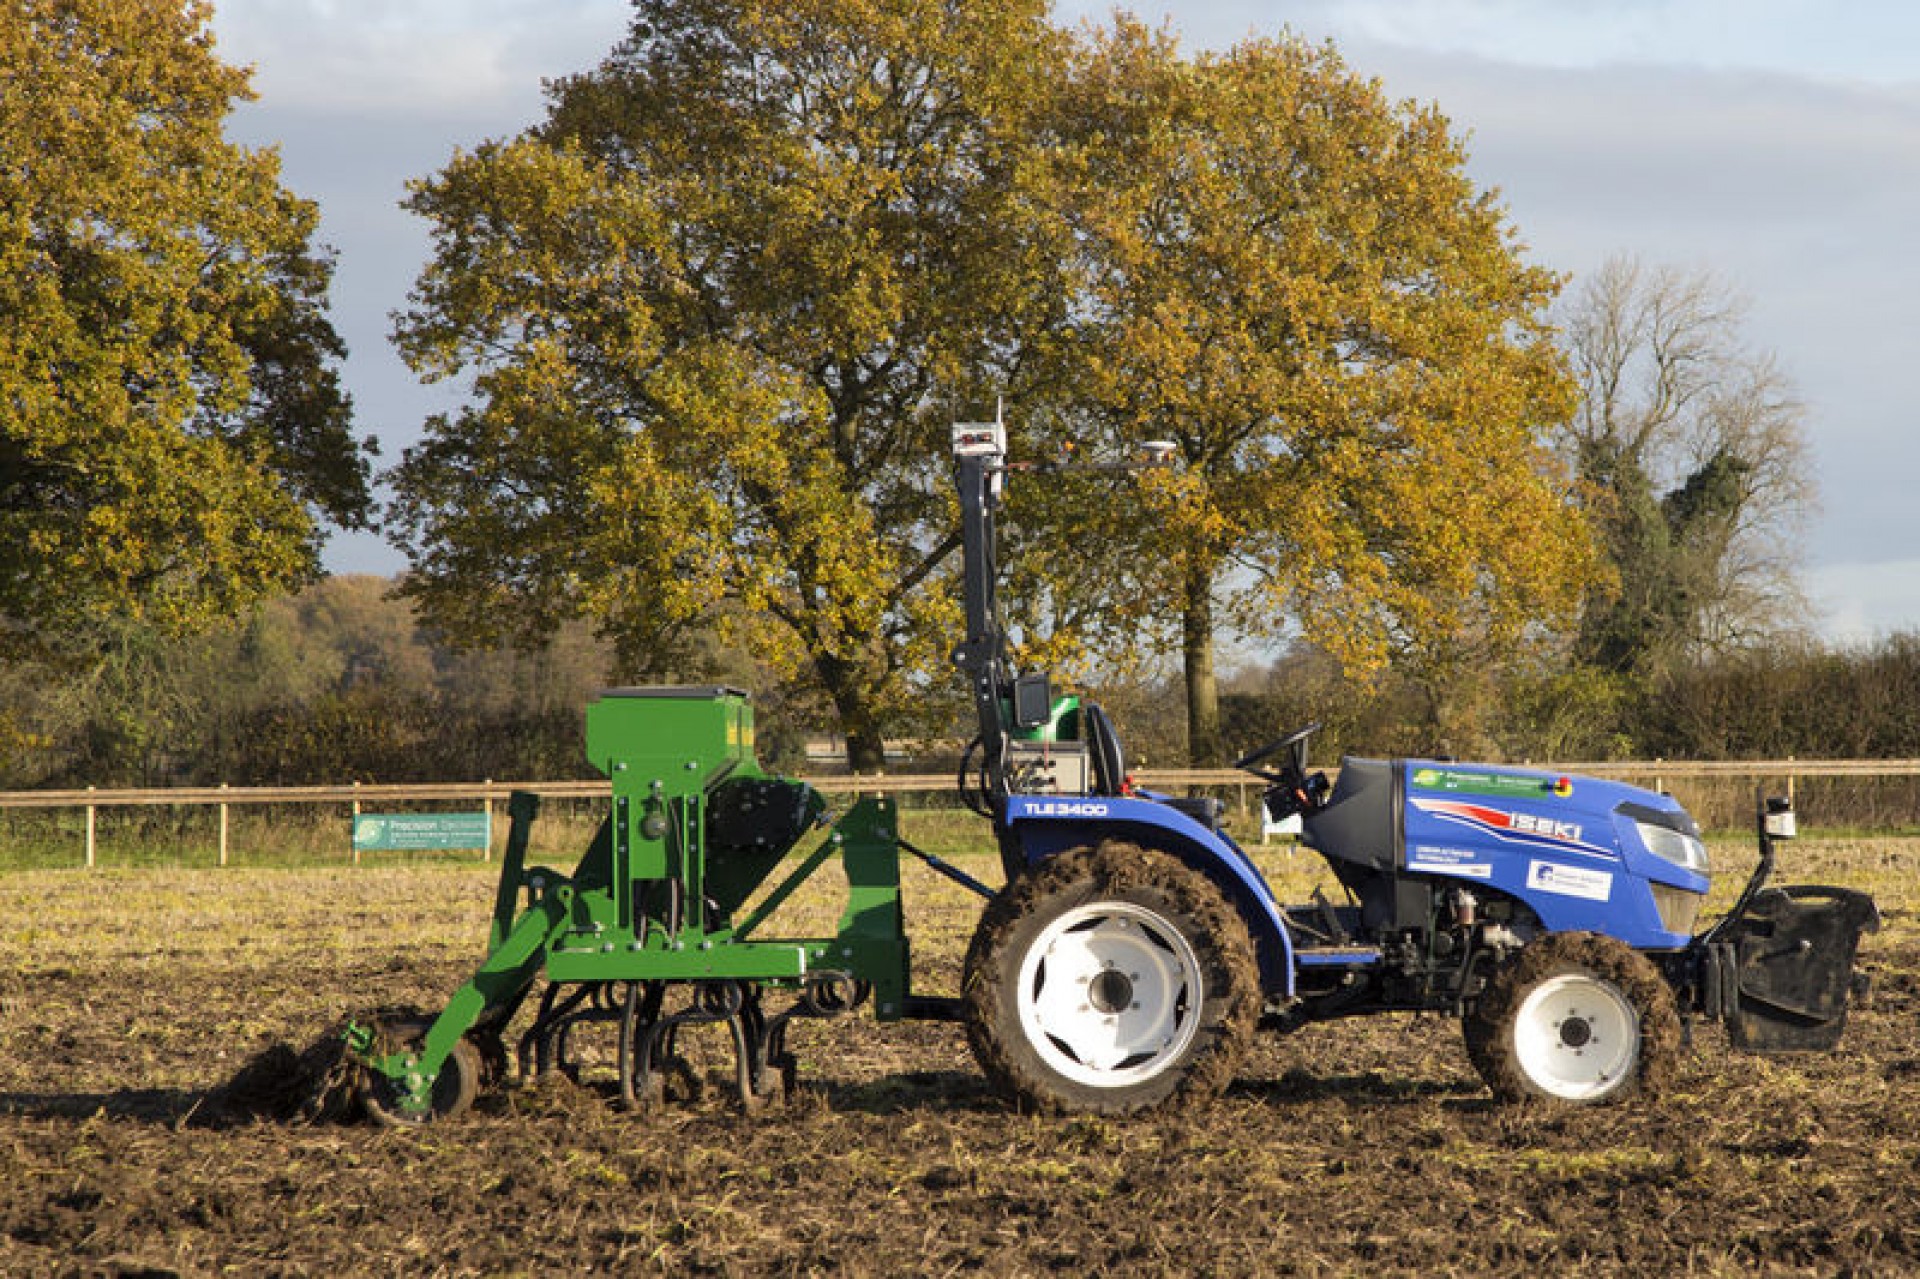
[0,0,373,662]
[389,0,1068,769]
[392,4,1599,767]
[1042,22,1595,761]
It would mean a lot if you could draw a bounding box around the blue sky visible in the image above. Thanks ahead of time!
[212,2,1920,642]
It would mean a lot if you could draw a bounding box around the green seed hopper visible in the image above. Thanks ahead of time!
[348,686,971,1123]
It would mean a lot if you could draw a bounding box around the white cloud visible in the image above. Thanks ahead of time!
[211,0,630,117]
[1080,0,1920,87]
[1367,54,1920,580]
[1811,559,1920,642]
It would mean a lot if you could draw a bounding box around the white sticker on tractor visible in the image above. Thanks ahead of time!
[1409,846,1493,878]
[1526,860,1612,902]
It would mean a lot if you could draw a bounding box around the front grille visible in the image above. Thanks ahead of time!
[1652,882,1704,935]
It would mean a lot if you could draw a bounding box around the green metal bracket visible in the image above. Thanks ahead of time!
[356,882,576,1115]
[732,828,847,943]
[832,796,911,1018]
[490,790,541,952]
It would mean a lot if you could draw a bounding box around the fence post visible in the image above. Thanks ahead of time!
[351,780,361,867]
[84,785,96,869]
[218,782,230,867]
[483,780,494,862]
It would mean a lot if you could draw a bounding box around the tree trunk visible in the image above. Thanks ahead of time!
[843,724,887,774]
[815,649,889,773]
[1182,559,1221,766]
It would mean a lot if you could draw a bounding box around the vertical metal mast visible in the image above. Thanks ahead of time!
[950,416,1012,794]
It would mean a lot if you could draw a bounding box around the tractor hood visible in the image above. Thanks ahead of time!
[1303,758,1711,948]
[1402,762,1707,886]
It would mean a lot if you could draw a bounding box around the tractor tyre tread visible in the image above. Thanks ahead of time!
[1464,930,1682,1106]
[962,842,1258,1116]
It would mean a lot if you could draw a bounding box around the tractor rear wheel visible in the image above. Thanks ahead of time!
[962,843,1257,1115]
[1464,932,1681,1105]
[358,1016,483,1126]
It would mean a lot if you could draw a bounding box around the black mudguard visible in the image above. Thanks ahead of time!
[1706,885,1880,1053]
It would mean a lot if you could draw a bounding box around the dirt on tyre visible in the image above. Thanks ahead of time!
[962,842,1258,1116]
[1463,931,1681,1106]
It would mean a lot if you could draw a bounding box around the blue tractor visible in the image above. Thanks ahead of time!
[948,421,1878,1112]
[341,421,1881,1125]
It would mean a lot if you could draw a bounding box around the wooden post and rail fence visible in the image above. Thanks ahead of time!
[5,759,1920,868]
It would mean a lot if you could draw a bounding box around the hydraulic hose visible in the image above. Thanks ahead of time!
[957,735,995,817]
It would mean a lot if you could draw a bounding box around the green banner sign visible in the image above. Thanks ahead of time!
[352,811,492,852]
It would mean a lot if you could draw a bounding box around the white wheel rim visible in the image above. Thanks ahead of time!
[1016,901,1204,1089]
[1512,972,1641,1100]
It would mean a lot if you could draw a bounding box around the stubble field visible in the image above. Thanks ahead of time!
[0,823,1914,1277]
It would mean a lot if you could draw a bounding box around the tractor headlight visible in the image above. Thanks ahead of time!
[1637,820,1710,875]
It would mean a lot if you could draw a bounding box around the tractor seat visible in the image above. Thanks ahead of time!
[1161,796,1226,830]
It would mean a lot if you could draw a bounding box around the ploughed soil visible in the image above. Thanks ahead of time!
[0,849,1916,1277]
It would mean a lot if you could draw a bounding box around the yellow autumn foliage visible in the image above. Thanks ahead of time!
[390,2,1597,764]
[0,0,372,660]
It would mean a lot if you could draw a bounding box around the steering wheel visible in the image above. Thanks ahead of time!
[1233,722,1321,783]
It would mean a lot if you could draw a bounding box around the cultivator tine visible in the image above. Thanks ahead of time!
[584,976,862,1113]
[619,980,748,1112]
[616,982,662,1110]
[734,987,808,1110]
[517,981,623,1084]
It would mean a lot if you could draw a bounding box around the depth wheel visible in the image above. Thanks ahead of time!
[358,1016,483,1126]
[962,843,1257,1115]
[1464,932,1681,1105]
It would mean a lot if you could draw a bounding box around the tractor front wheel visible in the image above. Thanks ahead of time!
[962,843,1257,1115]
[1464,932,1681,1105]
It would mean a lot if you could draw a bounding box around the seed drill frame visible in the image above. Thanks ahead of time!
[348,687,977,1122]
